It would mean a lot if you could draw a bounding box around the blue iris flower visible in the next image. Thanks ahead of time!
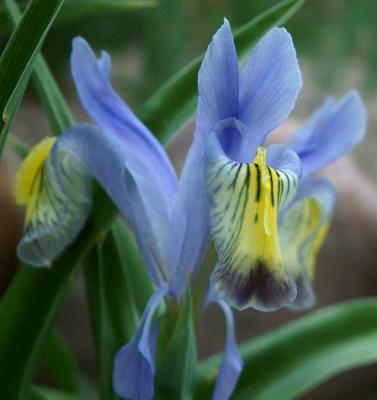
[15,19,366,400]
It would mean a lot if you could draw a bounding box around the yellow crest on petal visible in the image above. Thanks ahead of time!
[14,136,56,224]
[207,146,299,310]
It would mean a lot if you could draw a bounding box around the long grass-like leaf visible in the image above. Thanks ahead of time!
[84,220,152,400]
[0,186,117,400]
[0,0,65,156]
[195,299,377,400]
[4,0,74,135]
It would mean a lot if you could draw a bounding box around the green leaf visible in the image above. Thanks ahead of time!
[60,0,156,17]
[41,332,81,394]
[8,135,30,158]
[29,387,79,400]
[0,0,65,156]
[4,0,74,135]
[32,56,75,134]
[195,298,377,400]
[0,185,117,400]
[155,291,197,400]
[110,219,154,318]
[0,1,156,34]
[84,219,153,400]
[138,0,305,144]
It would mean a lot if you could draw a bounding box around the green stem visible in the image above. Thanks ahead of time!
[192,245,217,325]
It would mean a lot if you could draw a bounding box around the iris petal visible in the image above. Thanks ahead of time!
[196,18,239,132]
[54,124,171,285]
[279,178,335,309]
[71,38,180,281]
[170,19,239,293]
[113,287,167,400]
[289,91,367,176]
[206,132,299,311]
[71,37,176,201]
[239,28,302,151]
[212,299,242,400]
[16,137,91,267]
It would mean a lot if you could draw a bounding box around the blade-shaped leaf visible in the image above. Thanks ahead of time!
[0,0,65,156]
[0,185,117,400]
[0,1,156,35]
[84,219,153,400]
[30,386,79,400]
[41,332,81,394]
[8,134,30,158]
[4,0,74,135]
[155,290,197,400]
[138,0,305,144]
[195,298,377,400]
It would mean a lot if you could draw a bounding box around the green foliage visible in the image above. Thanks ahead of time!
[0,1,156,35]
[41,332,81,394]
[155,291,197,400]
[0,0,64,157]
[138,0,305,144]
[29,386,79,400]
[195,298,377,400]
[4,0,74,134]
[0,185,117,400]
[84,220,153,400]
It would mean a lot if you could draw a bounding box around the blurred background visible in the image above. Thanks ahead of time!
[1,0,377,398]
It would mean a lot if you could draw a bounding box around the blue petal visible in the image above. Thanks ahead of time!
[170,19,239,292]
[71,37,176,198]
[113,287,167,400]
[239,28,302,150]
[266,143,302,178]
[71,37,176,202]
[212,299,243,400]
[289,91,367,176]
[71,38,181,281]
[17,140,92,267]
[196,18,239,133]
[55,124,171,286]
[71,37,177,218]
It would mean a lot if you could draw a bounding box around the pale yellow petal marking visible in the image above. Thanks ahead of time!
[14,137,56,224]
[280,197,330,281]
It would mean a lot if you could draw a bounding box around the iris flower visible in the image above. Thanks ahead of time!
[14,19,366,400]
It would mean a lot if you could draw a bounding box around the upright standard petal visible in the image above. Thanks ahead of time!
[170,19,240,293]
[71,38,178,278]
[205,132,300,311]
[238,28,302,150]
[279,178,336,309]
[15,136,91,267]
[113,287,167,400]
[289,91,367,176]
[212,299,242,400]
[196,18,239,132]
